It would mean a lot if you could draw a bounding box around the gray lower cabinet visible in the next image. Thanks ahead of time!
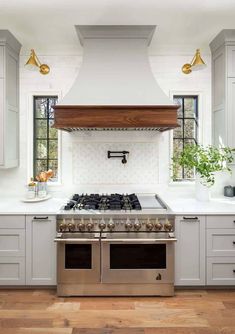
[26,215,56,285]
[206,216,235,285]
[175,215,206,286]
[0,215,26,285]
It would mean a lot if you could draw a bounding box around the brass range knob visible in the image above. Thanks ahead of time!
[164,220,173,231]
[59,222,66,232]
[155,221,163,231]
[99,221,106,231]
[107,220,115,230]
[77,222,85,231]
[86,222,94,231]
[146,221,154,231]
[68,222,75,232]
[125,220,133,230]
[134,221,141,231]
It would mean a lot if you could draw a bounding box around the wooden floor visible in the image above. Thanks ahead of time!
[0,289,235,333]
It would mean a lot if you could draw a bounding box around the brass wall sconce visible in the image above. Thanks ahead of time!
[25,49,50,75]
[182,49,206,74]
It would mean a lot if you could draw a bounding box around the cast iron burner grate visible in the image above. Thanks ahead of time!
[63,193,142,211]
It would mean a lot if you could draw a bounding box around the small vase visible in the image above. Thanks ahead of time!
[195,174,210,202]
[37,182,47,198]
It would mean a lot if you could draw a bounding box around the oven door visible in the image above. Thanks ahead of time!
[101,233,176,284]
[55,233,100,283]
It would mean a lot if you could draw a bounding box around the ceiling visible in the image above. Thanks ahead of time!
[1,0,235,55]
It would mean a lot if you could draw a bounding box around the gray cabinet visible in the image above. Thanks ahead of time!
[206,215,235,285]
[0,216,25,285]
[26,215,56,285]
[210,30,235,148]
[0,30,21,168]
[175,215,206,285]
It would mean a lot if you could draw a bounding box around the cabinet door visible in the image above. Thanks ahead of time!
[0,257,25,285]
[26,215,56,285]
[227,78,235,148]
[175,216,206,285]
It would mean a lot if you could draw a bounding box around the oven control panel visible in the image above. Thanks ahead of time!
[57,216,175,233]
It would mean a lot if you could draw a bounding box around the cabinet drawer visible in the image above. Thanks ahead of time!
[207,229,235,257]
[0,257,25,285]
[0,46,4,77]
[207,257,235,285]
[0,216,25,229]
[0,229,25,256]
[207,216,235,229]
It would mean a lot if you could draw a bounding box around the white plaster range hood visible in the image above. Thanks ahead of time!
[53,25,178,131]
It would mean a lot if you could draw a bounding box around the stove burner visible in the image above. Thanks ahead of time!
[63,193,142,211]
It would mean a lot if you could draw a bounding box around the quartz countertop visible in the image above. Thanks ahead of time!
[0,195,234,215]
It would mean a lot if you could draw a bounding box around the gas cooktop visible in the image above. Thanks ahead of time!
[64,193,142,211]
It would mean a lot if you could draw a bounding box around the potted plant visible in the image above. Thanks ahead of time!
[172,144,234,201]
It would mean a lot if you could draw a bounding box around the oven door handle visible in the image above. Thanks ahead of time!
[54,238,100,243]
[101,238,177,242]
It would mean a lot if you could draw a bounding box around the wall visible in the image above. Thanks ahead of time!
[0,53,212,198]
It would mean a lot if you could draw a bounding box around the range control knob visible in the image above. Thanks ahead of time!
[155,220,163,231]
[99,220,106,231]
[58,221,66,232]
[134,220,141,231]
[77,221,85,231]
[164,220,173,231]
[86,221,94,231]
[146,220,154,231]
[125,220,133,230]
[68,222,75,232]
[107,220,115,230]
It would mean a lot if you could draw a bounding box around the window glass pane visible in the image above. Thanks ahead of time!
[184,97,196,118]
[184,119,196,139]
[173,119,183,138]
[49,141,58,159]
[35,120,47,139]
[174,97,183,117]
[49,120,57,139]
[48,160,58,178]
[35,98,48,118]
[36,139,47,159]
[35,160,47,175]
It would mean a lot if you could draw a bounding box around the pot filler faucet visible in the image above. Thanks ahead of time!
[107,150,129,164]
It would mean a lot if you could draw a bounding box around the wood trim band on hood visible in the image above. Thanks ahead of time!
[53,105,179,131]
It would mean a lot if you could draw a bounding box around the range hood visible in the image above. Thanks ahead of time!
[53,25,179,131]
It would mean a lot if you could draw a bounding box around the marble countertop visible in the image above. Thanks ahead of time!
[0,195,234,215]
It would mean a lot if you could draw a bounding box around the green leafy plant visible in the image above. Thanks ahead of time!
[172,144,235,187]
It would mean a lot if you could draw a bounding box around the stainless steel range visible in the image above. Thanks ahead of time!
[55,193,176,297]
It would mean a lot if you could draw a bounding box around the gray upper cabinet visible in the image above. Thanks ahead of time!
[0,30,21,168]
[210,30,235,148]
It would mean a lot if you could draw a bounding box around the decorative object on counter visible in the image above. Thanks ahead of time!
[25,49,50,75]
[172,144,235,201]
[107,150,129,164]
[27,178,36,199]
[224,185,234,197]
[182,49,206,74]
[21,194,52,203]
[35,169,54,198]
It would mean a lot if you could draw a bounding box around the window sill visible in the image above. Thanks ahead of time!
[169,181,195,187]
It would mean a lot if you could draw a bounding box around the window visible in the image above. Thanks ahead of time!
[33,96,58,181]
[172,95,199,181]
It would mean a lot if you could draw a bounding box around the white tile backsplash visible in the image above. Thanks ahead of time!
[72,142,159,185]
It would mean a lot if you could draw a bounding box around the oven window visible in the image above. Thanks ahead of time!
[65,244,92,269]
[110,244,166,269]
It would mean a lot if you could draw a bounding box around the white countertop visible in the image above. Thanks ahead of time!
[0,195,234,215]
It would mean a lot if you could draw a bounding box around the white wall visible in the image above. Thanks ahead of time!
[0,53,212,198]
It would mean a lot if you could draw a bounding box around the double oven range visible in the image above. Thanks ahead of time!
[55,193,176,296]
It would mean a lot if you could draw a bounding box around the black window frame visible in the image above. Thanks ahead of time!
[173,95,199,181]
[33,95,58,180]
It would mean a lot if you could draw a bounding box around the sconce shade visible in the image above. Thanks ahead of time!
[191,49,206,71]
[182,49,206,74]
[25,49,50,75]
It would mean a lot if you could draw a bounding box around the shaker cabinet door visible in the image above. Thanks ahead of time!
[26,215,56,285]
[175,216,206,285]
